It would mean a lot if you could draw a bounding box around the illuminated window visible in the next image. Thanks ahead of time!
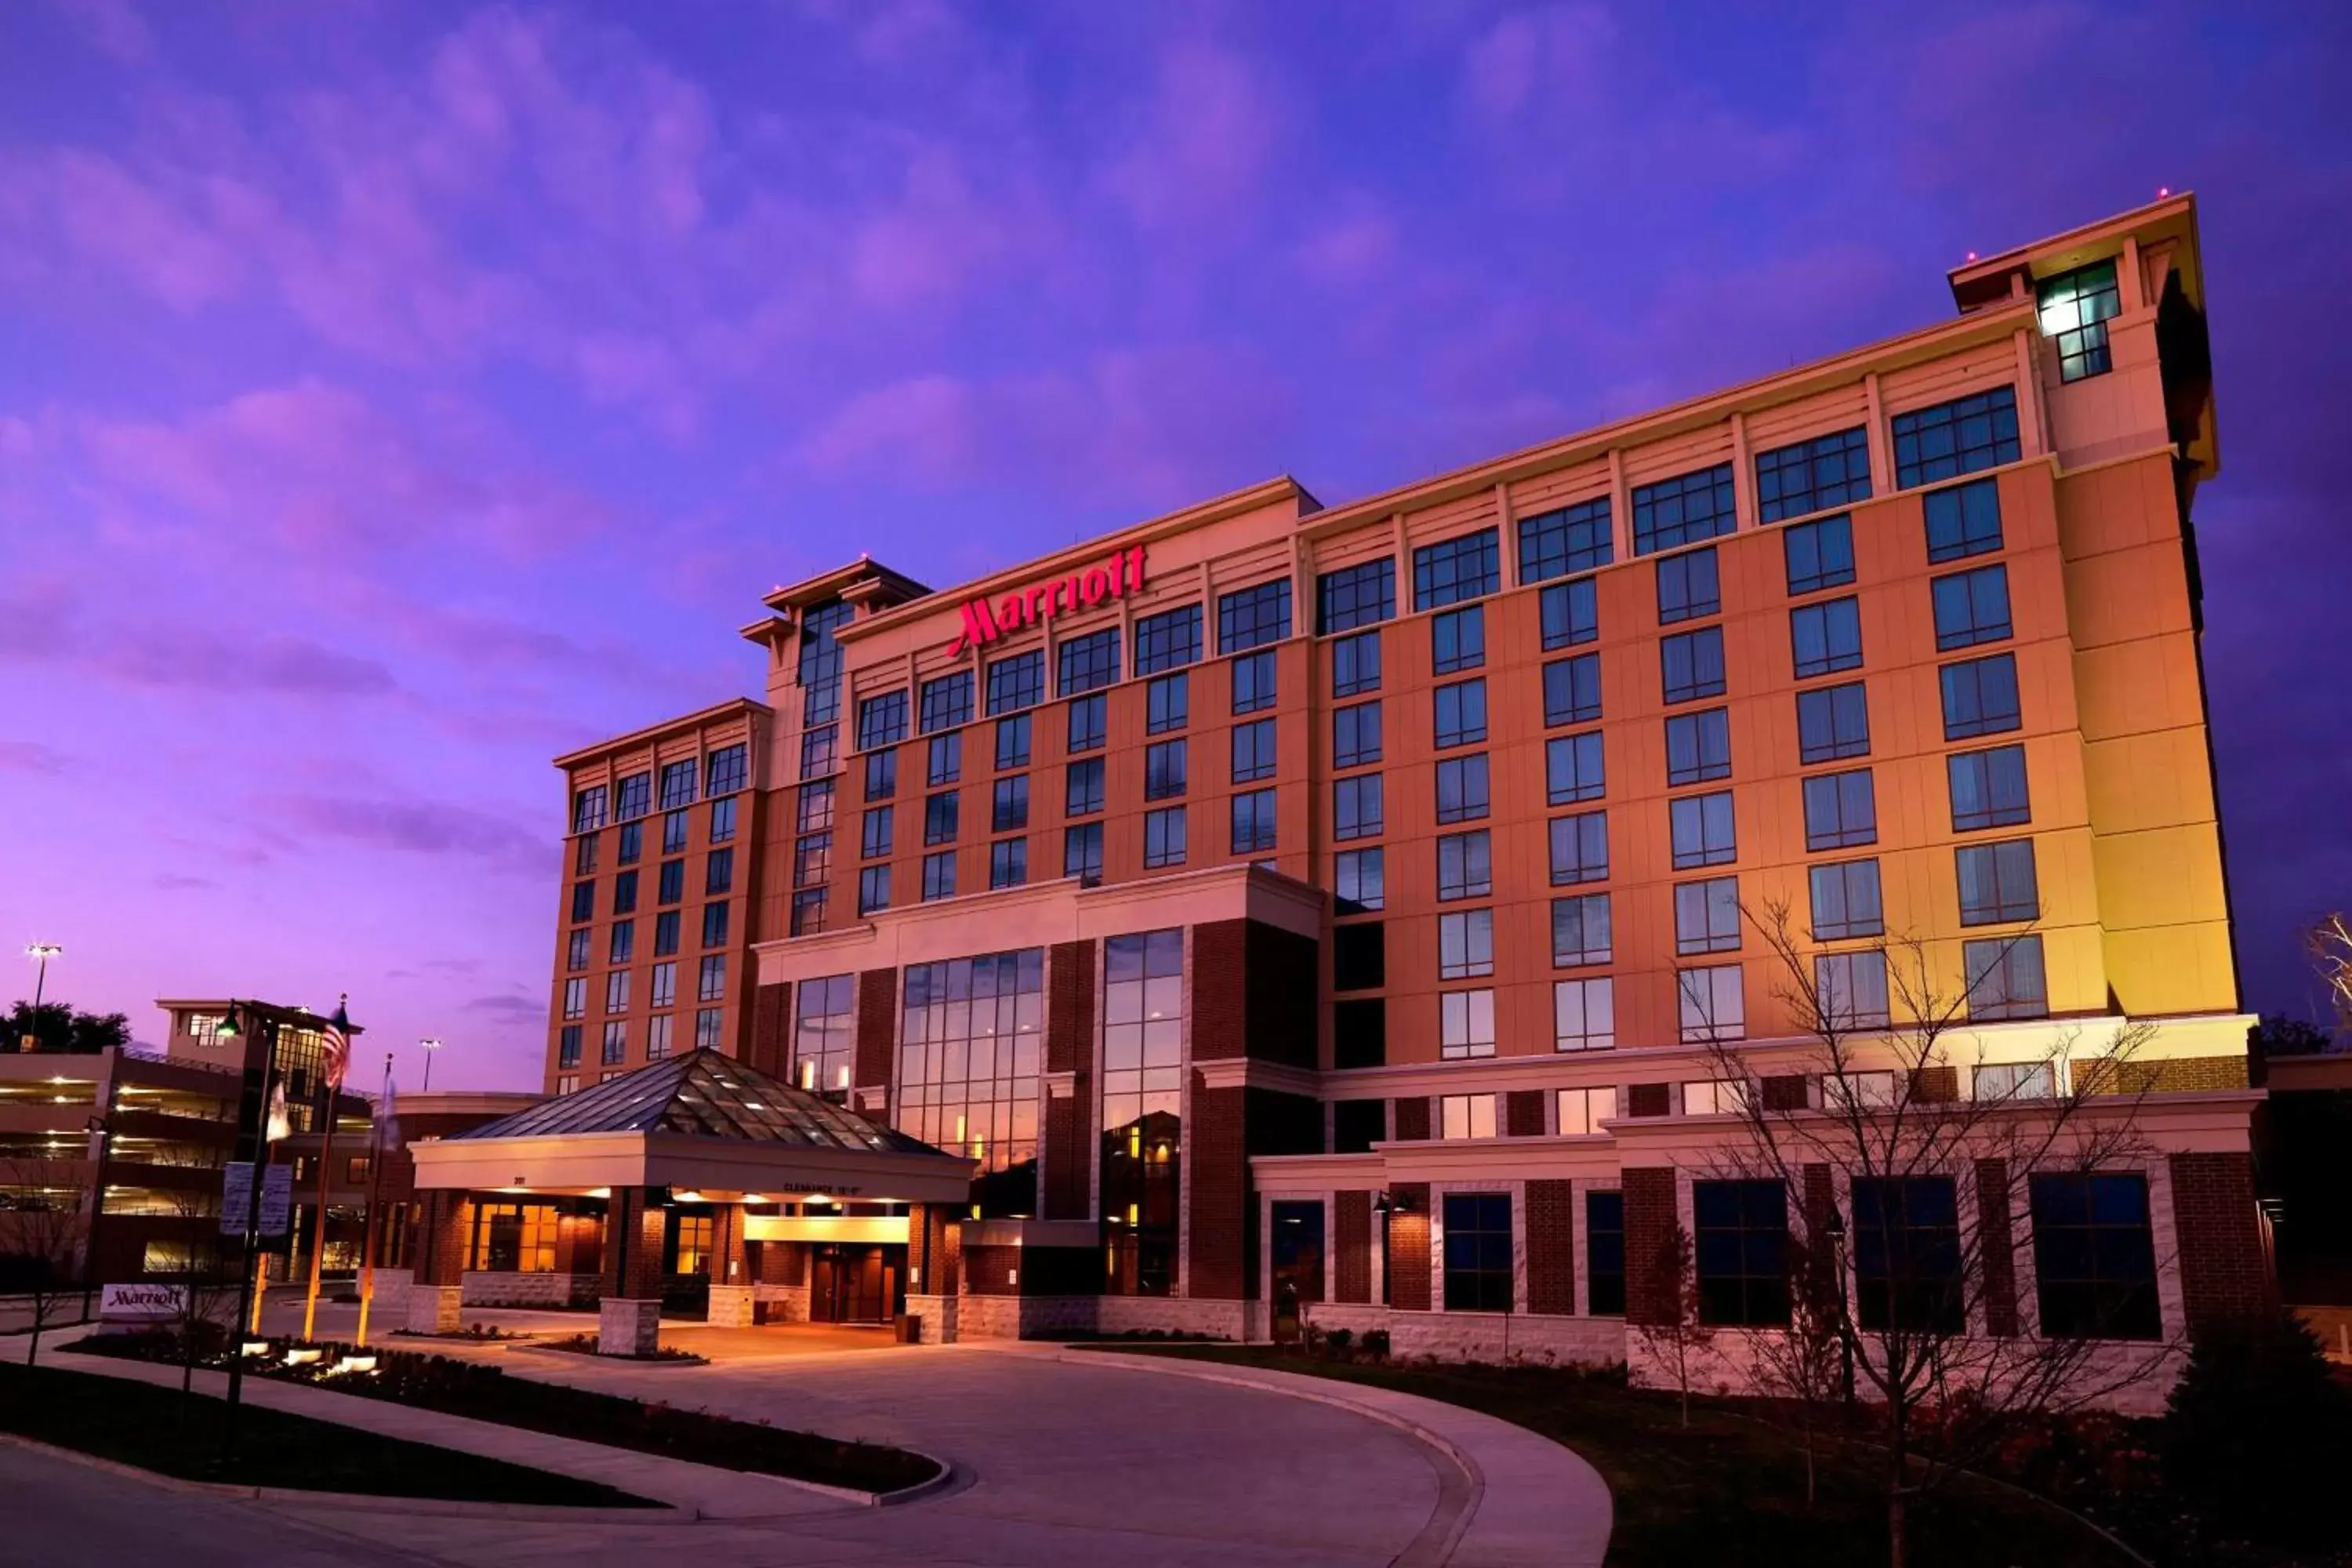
[792,975,855,1100]
[2036,261,2121,383]
[899,948,1045,1218]
[1102,930,1183,1296]
[1554,977,1614,1052]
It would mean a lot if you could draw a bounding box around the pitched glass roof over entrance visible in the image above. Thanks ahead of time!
[459,1049,941,1155]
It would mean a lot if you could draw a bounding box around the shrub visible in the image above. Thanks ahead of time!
[1325,1328,1354,1356]
[2161,1308,2352,1549]
[1360,1329,1391,1360]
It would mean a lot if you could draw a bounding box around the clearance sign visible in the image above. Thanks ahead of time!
[946,546,1149,659]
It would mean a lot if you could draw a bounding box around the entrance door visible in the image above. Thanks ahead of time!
[1270,1201,1327,1344]
[811,1245,905,1323]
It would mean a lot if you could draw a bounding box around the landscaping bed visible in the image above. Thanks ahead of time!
[0,1357,652,1506]
[69,1330,939,1496]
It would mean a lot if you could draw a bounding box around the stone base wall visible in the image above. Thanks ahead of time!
[1624,1327,2190,1417]
[706,1284,756,1327]
[752,1282,809,1323]
[402,1283,463,1336]
[599,1297,661,1356]
[905,1293,958,1344]
[1093,1294,1249,1340]
[956,1293,1102,1340]
[1301,1303,1626,1367]
[460,1270,601,1309]
[361,1268,412,1323]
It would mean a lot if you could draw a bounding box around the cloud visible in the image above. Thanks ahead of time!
[272,793,550,878]
[152,873,219,891]
[1102,42,1285,234]
[0,579,399,699]
[0,741,71,776]
[462,993,546,1026]
[1461,4,1616,123]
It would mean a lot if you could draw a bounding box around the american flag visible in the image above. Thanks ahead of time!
[321,996,352,1091]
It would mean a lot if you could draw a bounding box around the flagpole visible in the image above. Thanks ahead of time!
[299,995,351,1345]
[355,1051,391,1348]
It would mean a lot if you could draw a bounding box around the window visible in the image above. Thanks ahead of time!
[557,1025,582,1067]
[1976,1061,2056,1101]
[1067,693,1107,753]
[1826,1069,1898,1112]
[1435,754,1489,824]
[989,838,1027,888]
[988,648,1044,714]
[650,961,677,1008]
[1218,580,1291,653]
[858,690,909,750]
[1231,649,1276,714]
[1543,653,1602,727]
[799,724,837,780]
[654,910,680,956]
[790,889,826,935]
[618,819,643,862]
[1102,931,1184,1294]
[1519,496,1613,583]
[1965,935,2049,1020]
[605,970,631,1014]
[1317,558,1396,634]
[1940,653,2021,743]
[995,713,1032,770]
[1540,575,1599,650]
[615,771,651,821]
[1816,949,1891,1029]
[645,1013,674,1060]
[561,978,586,1020]
[1633,463,1737,556]
[1798,682,1871,764]
[2037,260,2122,383]
[1791,597,1864,679]
[1058,626,1122,696]
[1145,739,1187,800]
[1552,893,1612,966]
[922,850,956,902]
[693,1008,723,1049]
[1666,708,1732,786]
[571,785,608,834]
[1670,791,1737,869]
[608,920,634,965]
[1431,604,1485,675]
[706,743,746,797]
[1065,758,1105,816]
[1334,1098,1385,1153]
[565,929,590,972]
[697,954,726,1002]
[1134,604,1203,675]
[1933,564,2013,651]
[1065,822,1105,880]
[1546,731,1606,805]
[927,732,961,787]
[1661,626,1726,703]
[1334,775,1384,841]
[1335,848,1385,913]
[1144,806,1187,868]
[1675,877,1742,955]
[1657,547,1720,623]
[1893,386,2020,488]
[1782,514,1857,596]
[1554,977,1616,1051]
[1852,1177,1962,1333]
[1413,528,1501,609]
[991,776,1029,833]
[1958,840,2039,925]
[569,881,593,924]
[1230,718,1278,784]
[1693,1178,1789,1326]
[1924,477,2004,563]
[861,806,894,860]
[1438,829,1491,900]
[1548,811,1609,886]
[612,869,638,915]
[1949,745,2031,831]
[573,834,599,877]
[1439,909,1494,979]
[1230,789,1277,855]
[709,795,737,844]
[1756,426,1871,521]
[1586,1192,1626,1314]
[793,833,832,888]
[662,808,689,855]
[1678,964,1745,1041]
[1332,629,1381,697]
[865,750,897,802]
[1804,768,1878,849]
[1147,672,1189,735]
[705,848,734,895]
[1442,1193,1512,1311]
[1334,702,1382,770]
[858,864,891,913]
[1809,858,1884,940]
[1440,990,1496,1059]
[1334,1000,1385,1068]
[601,1020,628,1063]
[923,792,960,847]
[1434,679,1486,747]
[658,858,685,905]
[2030,1172,2160,1339]
[798,599,853,722]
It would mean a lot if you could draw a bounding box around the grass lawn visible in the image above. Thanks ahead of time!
[1098,1346,2138,1568]
[0,1358,655,1506]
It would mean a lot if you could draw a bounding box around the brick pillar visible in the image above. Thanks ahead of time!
[1622,1167,1679,1327]
[2170,1151,2274,1329]
[1388,1183,1432,1311]
[1801,1163,1836,1306]
[1190,923,1247,1061]
[1334,1191,1372,1305]
[749,981,792,1080]
[1975,1158,2020,1336]
[403,1191,471,1334]
[1188,1078,1247,1298]
[1526,1178,1576,1315]
[758,1238,807,1285]
[1392,1097,1432,1142]
[597,1188,666,1355]
[855,967,897,1092]
[1043,940,1096,1221]
[707,1203,755,1325]
[905,1201,962,1343]
[1505,1090,1548,1137]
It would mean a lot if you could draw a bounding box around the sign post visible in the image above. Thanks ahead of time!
[100,1283,187,1324]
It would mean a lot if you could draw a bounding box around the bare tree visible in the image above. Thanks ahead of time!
[0,1158,89,1367]
[1634,1221,1714,1428]
[158,1182,241,1396]
[1686,901,2177,1568]
[2308,913,2352,1040]
[1751,1232,1846,1508]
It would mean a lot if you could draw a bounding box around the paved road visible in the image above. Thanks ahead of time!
[4,1344,1454,1567]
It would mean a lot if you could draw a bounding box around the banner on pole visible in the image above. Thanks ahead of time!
[220,1162,294,1237]
[260,1164,293,1237]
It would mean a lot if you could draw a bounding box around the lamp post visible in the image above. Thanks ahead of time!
[419,1036,443,1093]
[215,1000,287,1452]
[22,943,61,1052]
[81,1113,114,1319]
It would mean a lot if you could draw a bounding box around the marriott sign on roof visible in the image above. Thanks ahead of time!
[946,546,1149,659]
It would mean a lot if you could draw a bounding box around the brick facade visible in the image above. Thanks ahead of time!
[1392,1096,1431,1141]
[1188,1080,1248,1298]
[1191,922,1247,1062]
[1622,1166,1679,1326]
[1044,940,1095,1221]
[748,981,791,1079]
[1244,921,1319,1070]
[600,1189,666,1299]
[1388,1183,1432,1312]
[1525,1178,1576,1315]
[855,967,897,1090]
[2169,1150,2274,1328]
[1334,1190,1372,1304]
[1626,1083,1671,1118]
[1505,1090,1548,1137]
[1976,1158,2020,1336]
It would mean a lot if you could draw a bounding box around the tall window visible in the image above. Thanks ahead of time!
[898,949,1045,1217]
[1893,387,2020,488]
[1413,528,1501,609]
[2030,1171,2163,1340]
[1519,496,1612,583]
[1809,859,1884,941]
[1435,754,1489,824]
[1544,654,1602,727]
[991,776,1029,833]
[791,974,855,1099]
[659,759,697,810]
[1103,930,1184,1296]
[1334,775,1383,841]
[1791,598,1864,678]
[1932,565,2013,650]
[709,795,737,844]
[1661,627,1726,704]
[1334,702,1382,770]
[1145,739,1187,800]
[1442,1193,1513,1312]
[987,649,1044,715]
[1134,604,1203,676]
[1925,478,2004,563]
[1438,829,1492,900]
[697,953,726,1001]
[1941,653,2021,741]
[1067,692,1107,753]
[1218,580,1292,654]
[1656,547,1720,623]
[615,772,652,821]
[797,599,854,722]
[1586,1192,1625,1314]
[1317,558,1396,635]
[572,785,609,834]
[1541,576,1599,649]
[1332,629,1381,697]
[858,690,909,750]
[922,851,956,902]
[1957,840,2038,925]
[1440,990,1496,1058]
[1633,463,1737,557]
[1546,731,1605,805]
[1143,806,1187,869]
[1804,768,1878,850]
[1555,976,1614,1051]
[1552,894,1612,967]
[1798,682,1871,763]
[706,744,747,797]
[866,750,897,801]
[1678,964,1745,1042]
[1065,821,1105,880]
[1755,427,1871,522]
[1693,1178,1789,1326]
[1058,627,1121,696]
[924,792,959,846]
[858,864,891,914]
[920,670,974,734]
[1670,791,1736,869]
[2036,260,2122,383]
[1816,949,1891,1029]
[989,838,1027,888]
[1065,757,1105,816]
[1230,789,1277,855]
[793,833,832,890]
[1548,811,1608,886]
[1434,679,1487,747]
[649,960,676,1008]
[1949,746,2031,831]
[1146,673,1189,735]
[617,816,642,861]
[1666,709,1731,786]
[1432,604,1485,674]
[1965,935,2049,1020]
[608,920,634,965]
[1335,848,1385,913]
[1231,719,1278,784]
[1783,514,1857,595]
[1439,908,1494,979]
[1674,877,1741,955]
[1852,1177,1962,1332]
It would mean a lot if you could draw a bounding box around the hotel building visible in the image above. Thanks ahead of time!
[492,194,2267,1396]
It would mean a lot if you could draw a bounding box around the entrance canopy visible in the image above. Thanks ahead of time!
[408,1049,975,1206]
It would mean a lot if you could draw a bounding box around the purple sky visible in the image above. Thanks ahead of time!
[3,1,2346,1092]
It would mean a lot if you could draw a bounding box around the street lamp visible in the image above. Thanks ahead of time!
[22,943,61,1052]
[419,1036,443,1093]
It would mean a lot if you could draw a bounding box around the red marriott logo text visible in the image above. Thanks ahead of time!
[946,546,1148,658]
